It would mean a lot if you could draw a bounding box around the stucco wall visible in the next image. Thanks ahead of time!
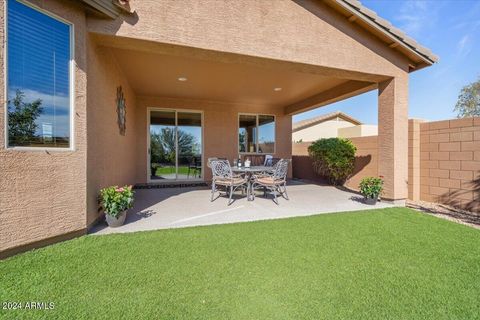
[135,97,292,183]
[292,119,355,142]
[0,0,88,252]
[86,0,410,79]
[86,39,138,226]
[338,124,378,138]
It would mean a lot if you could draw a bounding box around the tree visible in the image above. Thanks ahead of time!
[8,90,43,145]
[150,128,196,164]
[454,77,480,118]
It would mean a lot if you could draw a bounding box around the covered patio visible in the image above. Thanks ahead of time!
[83,0,438,231]
[91,180,393,235]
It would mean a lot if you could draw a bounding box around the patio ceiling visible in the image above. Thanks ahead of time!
[94,34,377,114]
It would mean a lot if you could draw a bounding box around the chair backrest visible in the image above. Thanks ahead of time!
[272,158,281,166]
[263,155,273,166]
[207,157,227,168]
[273,159,290,181]
[207,157,218,168]
[210,159,232,179]
[265,157,281,167]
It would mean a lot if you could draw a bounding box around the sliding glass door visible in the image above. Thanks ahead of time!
[149,109,202,181]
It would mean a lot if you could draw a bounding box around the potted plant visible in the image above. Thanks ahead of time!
[359,177,383,205]
[99,185,134,227]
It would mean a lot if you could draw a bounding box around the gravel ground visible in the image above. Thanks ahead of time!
[407,200,480,229]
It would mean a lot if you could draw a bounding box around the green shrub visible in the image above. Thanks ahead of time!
[308,138,356,185]
[359,177,384,199]
[99,185,135,218]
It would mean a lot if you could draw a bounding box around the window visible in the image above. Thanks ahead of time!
[238,114,275,154]
[6,0,73,148]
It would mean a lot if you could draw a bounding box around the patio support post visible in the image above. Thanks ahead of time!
[377,75,409,205]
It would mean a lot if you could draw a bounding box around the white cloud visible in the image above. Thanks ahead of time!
[8,87,70,111]
[457,34,471,57]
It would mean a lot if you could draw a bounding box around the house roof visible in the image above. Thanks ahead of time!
[293,111,362,132]
[80,0,133,18]
[332,0,438,68]
[83,0,437,70]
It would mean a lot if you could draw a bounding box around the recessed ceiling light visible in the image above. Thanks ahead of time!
[178,77,188,82]
[274,87,282,92]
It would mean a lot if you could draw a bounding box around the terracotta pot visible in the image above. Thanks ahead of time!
[105,210,127,227]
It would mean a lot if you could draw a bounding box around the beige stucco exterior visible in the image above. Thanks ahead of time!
[0,0,434,256]
[0,0,88,254]
[293,118,357,142]
[86,40,138,226]
[292,114,378,141]
[338,124,378,138]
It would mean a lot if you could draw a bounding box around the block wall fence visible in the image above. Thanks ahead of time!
[292,117,480,212]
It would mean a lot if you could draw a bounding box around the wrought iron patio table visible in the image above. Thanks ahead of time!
[231,166,274,200]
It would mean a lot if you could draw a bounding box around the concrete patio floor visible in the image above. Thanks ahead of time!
[91,180,394,235]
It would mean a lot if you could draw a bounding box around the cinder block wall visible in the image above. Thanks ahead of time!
[292,117,480,212]
[408,119,422,201]
[418,117,480,211]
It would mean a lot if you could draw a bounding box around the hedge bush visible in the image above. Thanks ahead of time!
[308,138,356,185]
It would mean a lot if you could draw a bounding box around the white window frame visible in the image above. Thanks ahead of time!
[238,113,276,155]
[4,0,75,151]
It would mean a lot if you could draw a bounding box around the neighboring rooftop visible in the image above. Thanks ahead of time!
[293,111,362,132]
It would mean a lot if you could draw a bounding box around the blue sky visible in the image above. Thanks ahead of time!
[294,0,480,125]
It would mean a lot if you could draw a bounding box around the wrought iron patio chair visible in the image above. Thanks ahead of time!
[256,157,281,179]
[207,157,224,168]
[208,157,242,177]
[187,157,200,178]
[251,159,290,204]
[210,159,248,205]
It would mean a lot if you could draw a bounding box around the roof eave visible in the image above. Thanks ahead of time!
[331,0,438,71]
[80,0,133,19]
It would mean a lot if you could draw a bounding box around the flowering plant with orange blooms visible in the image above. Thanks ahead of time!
[99,185,134,218]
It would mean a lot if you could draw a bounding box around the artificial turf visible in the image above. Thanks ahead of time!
[1,207,479,319]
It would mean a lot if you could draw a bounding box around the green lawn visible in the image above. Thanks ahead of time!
[154,166,195,176]
[1,208,479,319]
